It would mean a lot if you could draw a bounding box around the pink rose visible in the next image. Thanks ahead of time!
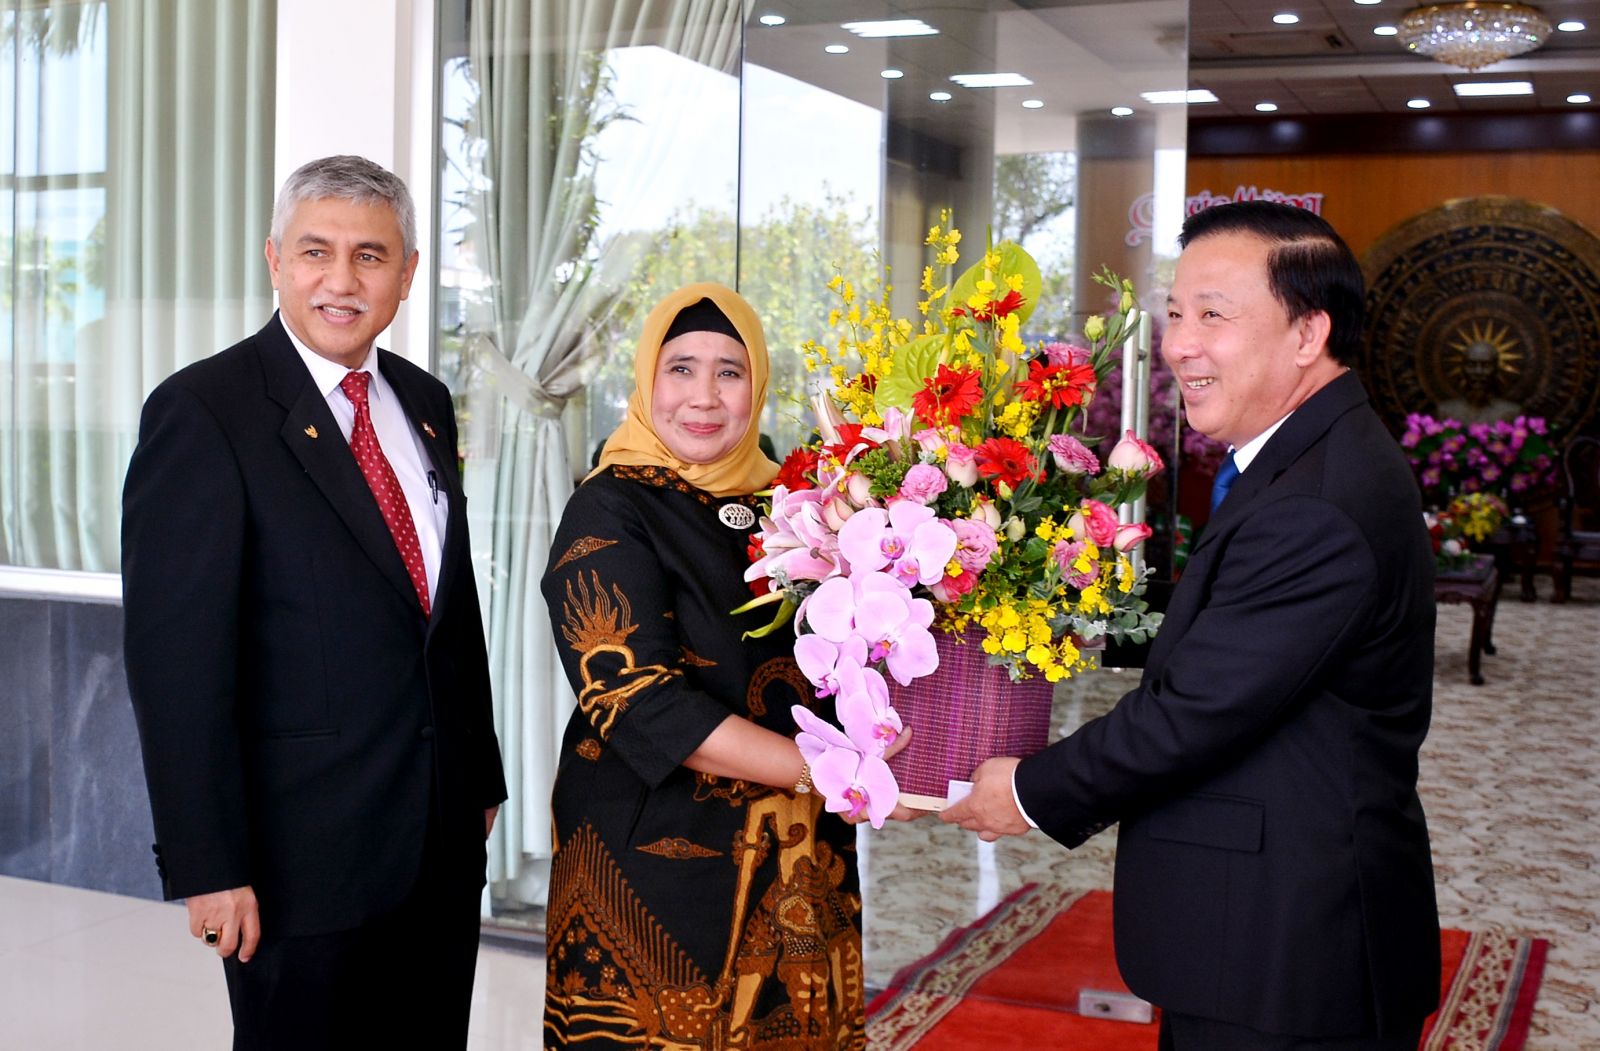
[1113,521,1153,553]
[845,473,874,507]
[951,517,998,574]
[1068,499,1120,548]
[944,443,980,488]
[912,428,947,457]
[1043,341,1091,368]
[1107,430,1165,478]
[1048,433,1101,476]
[898,463,949,505]
[972,497,1002,530]
[928,565,980,602]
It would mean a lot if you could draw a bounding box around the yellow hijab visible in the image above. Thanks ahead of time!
[590,282,779,498]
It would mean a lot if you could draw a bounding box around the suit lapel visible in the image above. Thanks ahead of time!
[257,315,424,614]
[1188,370,1370,560]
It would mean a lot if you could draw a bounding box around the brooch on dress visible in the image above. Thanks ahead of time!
[718,503,756,530]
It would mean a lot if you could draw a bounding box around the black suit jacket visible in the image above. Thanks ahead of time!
[1016,371,1440,1038]
[122,314,507,936]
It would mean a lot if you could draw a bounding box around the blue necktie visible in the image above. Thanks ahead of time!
[1211,452,1240,513]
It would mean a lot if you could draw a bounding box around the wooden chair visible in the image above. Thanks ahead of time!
[1552,435,1600,603]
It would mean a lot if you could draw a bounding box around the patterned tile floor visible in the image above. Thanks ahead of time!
[860,577,1600,1050]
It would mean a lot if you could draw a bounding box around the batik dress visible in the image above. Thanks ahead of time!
[540,465,866,1050]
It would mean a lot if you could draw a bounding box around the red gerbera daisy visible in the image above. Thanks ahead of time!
[911,365,984,428]
[975,437,1039,489]
[1015,359,1097,410]
[774,446,819,491]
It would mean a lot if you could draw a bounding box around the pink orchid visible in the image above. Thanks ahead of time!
[802,573,938,686]
[834,660,902,756]
[811,746,899,828]
[791,703,858,765]
[794,634,868,699]
[837,502,958,588]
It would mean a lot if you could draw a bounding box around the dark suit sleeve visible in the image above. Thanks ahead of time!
[121,379,252,899]
[1015,493,1378,847]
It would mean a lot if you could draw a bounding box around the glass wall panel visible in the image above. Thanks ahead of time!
[0,1,276,573]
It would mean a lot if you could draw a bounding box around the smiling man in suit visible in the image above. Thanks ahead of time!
[943,201,1440,1050]
[122,155,507,1049]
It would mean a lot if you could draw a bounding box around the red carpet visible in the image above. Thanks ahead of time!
[868,885,1549,1050]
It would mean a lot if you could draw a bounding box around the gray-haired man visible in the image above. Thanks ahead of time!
[123,155,507,1049]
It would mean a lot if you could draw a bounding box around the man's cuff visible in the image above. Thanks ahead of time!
[1010,768,1039,829]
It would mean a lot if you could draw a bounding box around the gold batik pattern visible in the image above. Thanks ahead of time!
[545,802,864,1049]
[552,535,618,570]
[560,569,681,739]
[638,837,724,860]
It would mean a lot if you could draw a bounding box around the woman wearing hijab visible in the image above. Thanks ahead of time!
[540,283,866,1048]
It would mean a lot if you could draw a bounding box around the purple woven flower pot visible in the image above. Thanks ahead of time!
[885,627,1054,810]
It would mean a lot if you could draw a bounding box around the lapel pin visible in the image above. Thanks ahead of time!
[304,425,319,439]
[422,422,437,439]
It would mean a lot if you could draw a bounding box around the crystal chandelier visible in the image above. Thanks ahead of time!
[1398,2,1552,71]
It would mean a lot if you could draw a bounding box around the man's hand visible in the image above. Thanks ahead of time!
[940,756,1031,841]
[485,805,500,839]
[186,885,260,962]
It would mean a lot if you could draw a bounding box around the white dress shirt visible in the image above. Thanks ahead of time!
[285,327,447,606]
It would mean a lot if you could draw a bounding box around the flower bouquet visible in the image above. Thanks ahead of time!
[1427,492,1507,573]
[739,213,1164,821]
[1400,413,1557,508]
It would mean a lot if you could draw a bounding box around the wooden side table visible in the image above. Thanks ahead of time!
[1434,555,1500,686]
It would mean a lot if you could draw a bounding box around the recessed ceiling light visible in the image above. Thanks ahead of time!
[1453,80,1534,97]
[1255,101,1279,112]
[1354,0,1382,5]
[1568,92,1593,104]
[1272,12,1300,24]
[842,19,938,38]
[1407,98,1431,108]
[881,68,904,79]
[929,91,952,102]
[1373,24,1399,35]
[950,72,1034,88]
[1111,105,1135,116]
[1556,20,1586,32]
[1140,88,1220,105]
[758,14,785,26]
[1022,99,1045,109]
[824,44,850,54]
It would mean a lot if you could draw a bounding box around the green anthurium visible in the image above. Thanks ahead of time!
[873,332,945,414]
[949,241,1043,326]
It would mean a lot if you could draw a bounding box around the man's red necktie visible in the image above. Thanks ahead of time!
[339,371,431,617]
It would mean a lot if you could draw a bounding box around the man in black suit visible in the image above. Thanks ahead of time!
[122,155,507,1049]
[944,201,1440,1049]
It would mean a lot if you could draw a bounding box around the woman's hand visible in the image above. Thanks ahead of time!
[839,727,934,824]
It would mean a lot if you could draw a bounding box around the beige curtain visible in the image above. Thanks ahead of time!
[461,0,741,911]
[0,0,274,571]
